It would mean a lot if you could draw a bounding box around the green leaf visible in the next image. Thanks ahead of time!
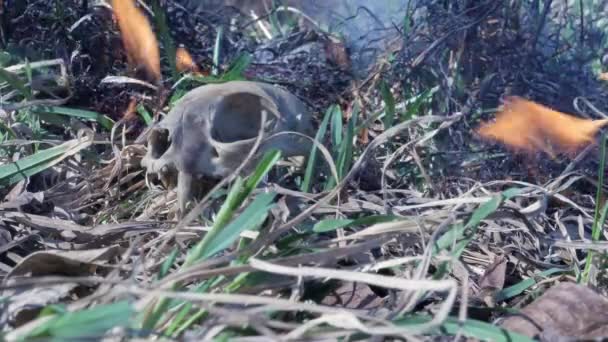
[495,268,566,302]
[394,315,535,342]
[464,195,502,230]
[222,52,252,81]
[380,79,395,127]
[212,26,224,76]
[434,188,521,256]
[24,301,133,340]
[0,135,93,187]
[313,215,401,233]
[313,219,353,233]
[136,103,154,126]
[158,247,179,280]
[327,103,359,189]
[583,132,608,283]
[330,104,343,155]
[301,105,335,192]
[402,86,437,120]
[244,149,281,193]
[201,192,276,258]
[0,66,31,99]
[31,106,115,131]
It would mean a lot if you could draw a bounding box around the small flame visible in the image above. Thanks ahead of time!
[112,0,161,82]
[476,96,608,155]
[123,97,138,121]
[176,46,202,74]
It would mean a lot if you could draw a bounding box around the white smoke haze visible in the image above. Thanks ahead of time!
[293,0,412,75]
[189,0,417,76]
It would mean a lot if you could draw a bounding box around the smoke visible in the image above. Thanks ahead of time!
[296,0,414,77]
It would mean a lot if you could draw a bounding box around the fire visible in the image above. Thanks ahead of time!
[111,0,161,82]
[476,96,608,155]
[176,47,203,75]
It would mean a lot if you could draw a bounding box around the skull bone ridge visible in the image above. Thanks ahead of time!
[141,80,315,212]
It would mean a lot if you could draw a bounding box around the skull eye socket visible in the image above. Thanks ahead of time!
[211,93,263,143]
[149,128,171,158]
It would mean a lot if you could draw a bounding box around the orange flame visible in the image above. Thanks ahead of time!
[176,47,201,74]
[123,97,139,121]
[112,0,161,82]
[476,96,608,156]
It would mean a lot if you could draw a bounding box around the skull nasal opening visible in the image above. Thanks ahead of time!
[211,93,264,143]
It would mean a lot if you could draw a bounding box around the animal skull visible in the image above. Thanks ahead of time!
[141,80,315,213]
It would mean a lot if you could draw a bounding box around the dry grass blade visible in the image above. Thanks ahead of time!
[111,0,161,82]
[476,96,608,155]
[249,258,458,334]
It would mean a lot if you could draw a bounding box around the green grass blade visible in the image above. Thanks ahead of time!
[326,103,359,189]
[212,26,224,76]
[223,52,252,81]
[136,103,154,126]
[31,106,115,130]
[184,177,245,267]
[0,66,31,99]
[201,191,276,259]
[157,247,179,280]
[495,268,566,302]
[330,104,343,155]
[24,301,133,340]
[313,215,401,233]
[380,79,395,127]
[403,86,437,120]
[394,315,535,342]
[185,150,281,266]
[582,132,608,283]
[0,135,93,187]
[434,188,522,256]
[300,105,335,192]
[244,149,281,193]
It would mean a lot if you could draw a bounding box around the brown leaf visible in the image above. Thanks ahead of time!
[2,246,122,327]
[479,255,507,291]
[112,0,161,82]
[477,255,507,307]
[7,246,122,278]
[499,282,608,339]
[321,281,387,312]
[476,96,608,156]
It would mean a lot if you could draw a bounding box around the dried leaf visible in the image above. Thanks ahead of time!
[321,281,387,312]
[112,0,161,82]
[479,255,507,291]
[476,96,608,155]
[1,246,121,327]
[175,46,201,74]
[499,282,608,339]
[477,255,507,307]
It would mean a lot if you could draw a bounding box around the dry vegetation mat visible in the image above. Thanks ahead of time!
[3,0,608,341]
